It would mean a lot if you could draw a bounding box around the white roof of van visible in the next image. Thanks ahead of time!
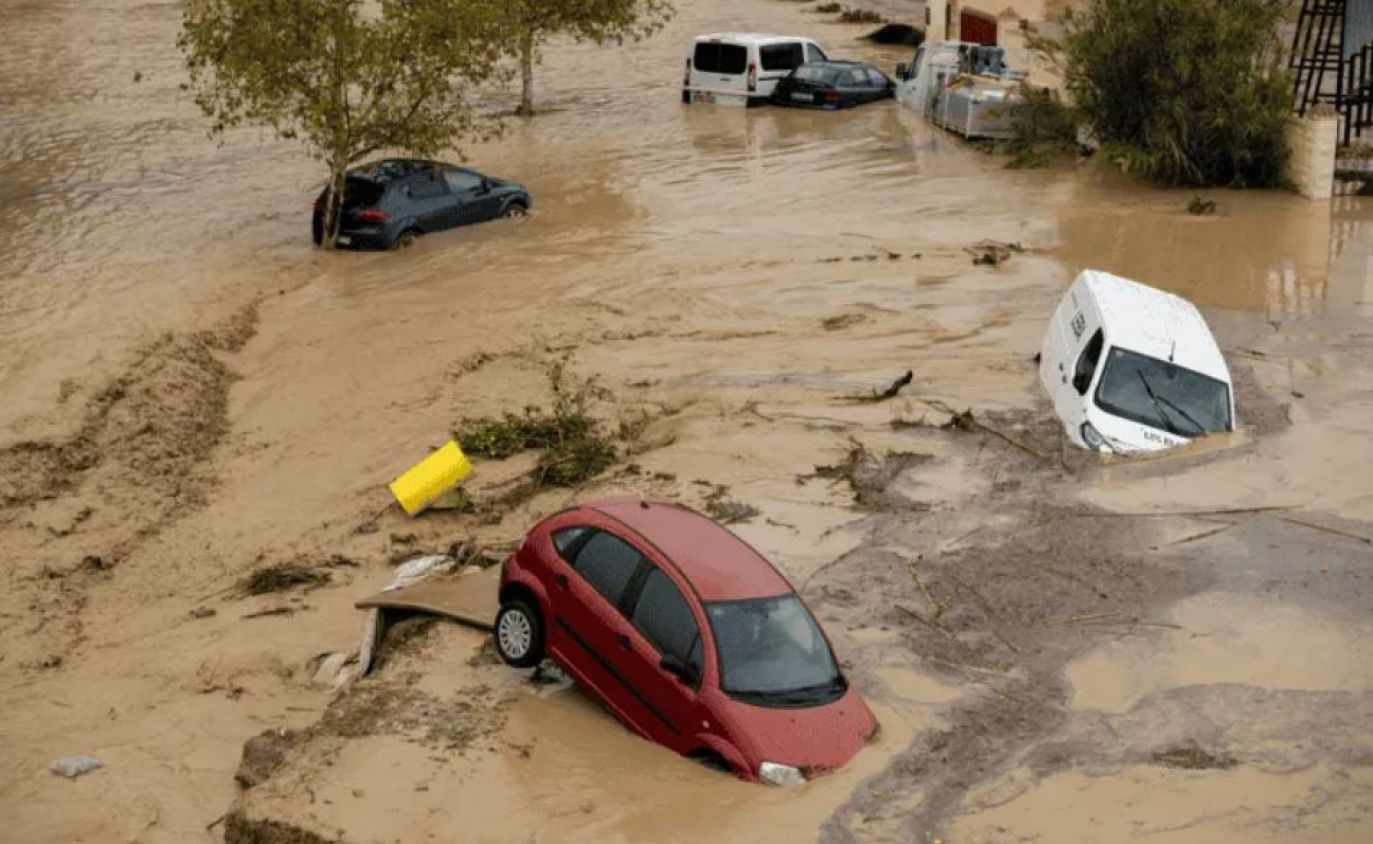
[1081,270,1231,383]
[693,32,817,45]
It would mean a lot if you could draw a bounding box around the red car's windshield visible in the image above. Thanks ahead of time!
[706,594,845,707]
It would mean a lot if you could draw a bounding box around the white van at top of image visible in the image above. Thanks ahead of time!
[1039,270,1236,455]
[683,33,828,107]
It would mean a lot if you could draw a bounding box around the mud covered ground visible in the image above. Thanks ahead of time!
[2,0,1372,841]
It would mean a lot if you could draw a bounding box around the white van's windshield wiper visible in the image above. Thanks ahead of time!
[1136,370,1203,436]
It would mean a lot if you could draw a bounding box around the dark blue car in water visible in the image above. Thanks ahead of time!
[312,159,531,249]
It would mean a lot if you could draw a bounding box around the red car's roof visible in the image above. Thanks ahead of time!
[581,497,793,601]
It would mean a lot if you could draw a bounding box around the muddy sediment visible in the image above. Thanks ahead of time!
[2,0,1372,841]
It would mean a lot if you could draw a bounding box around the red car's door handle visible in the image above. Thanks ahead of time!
[555,574,569,589]
[616,633,631,650]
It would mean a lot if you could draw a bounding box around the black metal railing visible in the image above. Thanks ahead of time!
[1343,43,1373,144]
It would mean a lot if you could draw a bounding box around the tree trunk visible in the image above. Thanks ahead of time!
[518,30,535,117]
[324,163,347,250]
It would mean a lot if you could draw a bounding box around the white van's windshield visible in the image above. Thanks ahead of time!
[1094,347,1231,436]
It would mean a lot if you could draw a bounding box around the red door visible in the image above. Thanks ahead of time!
[960,10,998,46]
[613,563,709,754]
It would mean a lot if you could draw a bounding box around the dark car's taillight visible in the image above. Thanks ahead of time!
[825,90,840,105]
[355,208,388,223]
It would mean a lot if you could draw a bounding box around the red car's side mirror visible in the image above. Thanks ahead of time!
[660,654,698,685]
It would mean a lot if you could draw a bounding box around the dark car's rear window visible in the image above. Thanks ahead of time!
[341,178,384,210]
[760,42,805,72]
[793,64,844,84]
[694,41,747,75]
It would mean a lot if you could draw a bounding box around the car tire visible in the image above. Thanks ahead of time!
[502,203,528,219]
[394,229,420,249]
[495,599,544,668]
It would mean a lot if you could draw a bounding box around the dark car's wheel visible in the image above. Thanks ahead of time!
[502,203,528,219]
[495,599,544,668]
[394,228,420,249]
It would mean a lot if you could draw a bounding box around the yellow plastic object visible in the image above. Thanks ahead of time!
[389,441,473,516]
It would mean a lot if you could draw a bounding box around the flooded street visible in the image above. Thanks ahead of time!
[2,0,1372,842]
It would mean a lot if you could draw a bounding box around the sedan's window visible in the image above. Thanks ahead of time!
[445,169,483,193]
[630,568,701,677]
[694,42,747,75]
[573,531,643,607]
[407,174,449,200]
[794,64,842,84]
[552,526,589,561]
[865,68,888,86]
[805,43,827,64]
[339,178,384,210]
[760,42,805,72]
[842,69,864,86]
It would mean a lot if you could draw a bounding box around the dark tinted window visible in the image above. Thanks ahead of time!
[1073,329,1104,395]
[694,42,747,75]
[805,43,827,63]
[338,178,383,210]
[760,42,805,72]
[552,526,589,560]
[841,69,864,86]
[573,531,643,607]
[794,64,843,83]
[631,568,701,675]
[407,174,448,200]
[446,169,483,193]
[864,68,888,86]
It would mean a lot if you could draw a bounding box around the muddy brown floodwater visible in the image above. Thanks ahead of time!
[2,0,1373,842]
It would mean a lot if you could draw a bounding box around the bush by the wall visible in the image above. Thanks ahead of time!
[1058,0,1290,187]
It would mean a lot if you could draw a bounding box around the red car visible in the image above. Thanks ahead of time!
[495,496,877,784]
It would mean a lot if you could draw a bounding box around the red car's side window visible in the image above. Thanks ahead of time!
[552,526,590,560]
[629,568,703,684]
[569,530,643,608]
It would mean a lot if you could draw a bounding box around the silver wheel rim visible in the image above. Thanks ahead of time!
[498,609,532,659]
[505,207,525,218]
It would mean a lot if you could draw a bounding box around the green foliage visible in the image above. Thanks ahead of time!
[1004,87,1082,169]
[501,0,675,115]
[178,0,506,246]
[454,358,617,487]
[1056,0,1290,187]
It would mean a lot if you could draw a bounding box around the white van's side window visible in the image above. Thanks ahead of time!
[695,42,747,75]
[806,43,827,63]
[1073,329,1104,395]
[760,42,806,72]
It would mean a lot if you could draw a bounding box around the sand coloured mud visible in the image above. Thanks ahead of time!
[2,0,1372,842]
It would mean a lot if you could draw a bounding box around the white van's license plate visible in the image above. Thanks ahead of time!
[791,92,814,103]
[692,91,716,104]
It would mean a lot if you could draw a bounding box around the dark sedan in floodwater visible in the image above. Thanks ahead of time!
[311,159,531,250]
[770,60,895,110]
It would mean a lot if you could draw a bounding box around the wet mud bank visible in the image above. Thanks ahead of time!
[3,0,1373,841]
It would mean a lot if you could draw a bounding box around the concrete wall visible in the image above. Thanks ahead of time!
[1287,111,1339,200]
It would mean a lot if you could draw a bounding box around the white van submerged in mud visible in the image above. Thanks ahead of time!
[683,33,828,106]
[1040,270,1236,454]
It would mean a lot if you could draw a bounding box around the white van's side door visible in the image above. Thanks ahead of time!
[1044,283,1102,433]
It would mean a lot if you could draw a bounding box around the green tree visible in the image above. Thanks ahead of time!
[502,0,674,116]
[178,0,506,248]
[1056,0,1290,187]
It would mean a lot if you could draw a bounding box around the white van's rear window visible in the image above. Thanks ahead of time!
[761,43,805,71]
[694,42,748,75]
